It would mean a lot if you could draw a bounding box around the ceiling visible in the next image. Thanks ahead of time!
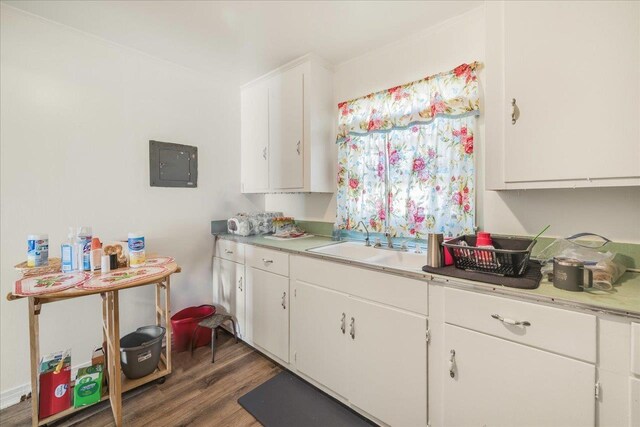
[3,0,482,84]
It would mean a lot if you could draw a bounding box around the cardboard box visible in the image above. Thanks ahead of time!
[92,345,108,387]
[73,365,103,408]
[39,351,71,419]
[91,347,104,366]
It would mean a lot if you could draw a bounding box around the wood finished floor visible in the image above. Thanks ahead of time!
[0,332,282,426]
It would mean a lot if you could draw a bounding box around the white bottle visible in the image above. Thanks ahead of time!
[76,226,92,271]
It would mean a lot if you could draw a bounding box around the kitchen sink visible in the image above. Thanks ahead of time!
[307,241,426,272]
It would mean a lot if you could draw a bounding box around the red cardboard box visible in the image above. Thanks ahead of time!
[39,351,71,419]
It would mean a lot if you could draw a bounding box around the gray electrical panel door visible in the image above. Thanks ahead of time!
[149,140,198,188]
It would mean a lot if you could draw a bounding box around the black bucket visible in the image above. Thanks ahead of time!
[119,325,166,379]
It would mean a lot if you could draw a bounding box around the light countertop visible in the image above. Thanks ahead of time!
[214,233,640,319]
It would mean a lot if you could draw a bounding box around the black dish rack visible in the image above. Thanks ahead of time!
[442,235,536,277]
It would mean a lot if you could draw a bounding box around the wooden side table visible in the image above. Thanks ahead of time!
[7,261,180,427]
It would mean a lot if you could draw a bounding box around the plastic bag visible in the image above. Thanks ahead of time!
[536,233,612,265]
[538,233,626,290]
[590,258,627,290]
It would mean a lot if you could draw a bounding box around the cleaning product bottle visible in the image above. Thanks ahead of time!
[127,232,145,268]
[27,234,49,267]
[76,227,92,271]
[89,237,102,271]
[61,229,75,273]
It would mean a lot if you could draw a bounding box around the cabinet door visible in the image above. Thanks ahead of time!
[245,267,289,362]
[631,377,640,427]
[503,1,640,183]
[241,81,269,192]
[212,258,245,338]
[268,64,304,190]
[347,298,428,427]
[291,280,349,398]
[444,324,595,427]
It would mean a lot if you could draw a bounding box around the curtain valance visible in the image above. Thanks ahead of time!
[336,62,480,143]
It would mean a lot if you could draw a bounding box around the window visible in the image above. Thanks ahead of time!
[335,63,480,238]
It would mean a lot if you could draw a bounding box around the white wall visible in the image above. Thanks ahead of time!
[0,5,262,403]
[265,5,640,243]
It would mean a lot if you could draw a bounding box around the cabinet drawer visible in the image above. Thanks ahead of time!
[214,239,245,263]
[246,246,289,277]
[291,255,427,315]
[445,288,596,363]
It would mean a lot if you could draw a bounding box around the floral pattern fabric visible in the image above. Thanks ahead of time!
[336,63,480,143]
[336,63,479,238]
[336,133,388,232]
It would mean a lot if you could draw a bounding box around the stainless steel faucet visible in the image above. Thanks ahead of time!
[356,221,371,247]
[384,232,394,249]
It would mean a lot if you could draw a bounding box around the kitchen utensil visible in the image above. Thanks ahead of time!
[532,224,551,242]
[426,233,444,268]
[552,257,593,292]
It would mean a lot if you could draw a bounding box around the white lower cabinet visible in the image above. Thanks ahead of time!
[213,243,631,427]
[444,324,596,427]
[631,377,640,427]
[292,281,350,398]
[291,274,428,427]
[245,266,289,363]
[212,257,246,338]
[347,297,427,427]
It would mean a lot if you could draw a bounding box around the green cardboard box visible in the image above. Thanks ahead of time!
[73,365,103,408]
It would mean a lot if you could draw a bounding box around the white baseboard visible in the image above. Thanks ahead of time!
[0,360,92,410]
[0,383,31,410]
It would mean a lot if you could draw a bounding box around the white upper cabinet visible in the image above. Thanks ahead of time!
[240,54,335,193]
[485,1,640,190]
[268,64,304,190]
[240,80,269,193]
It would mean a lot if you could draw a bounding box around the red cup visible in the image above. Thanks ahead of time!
[443,237,454,266]
[476,232,493,247]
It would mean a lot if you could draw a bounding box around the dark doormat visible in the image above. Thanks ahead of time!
[238,371,377,427]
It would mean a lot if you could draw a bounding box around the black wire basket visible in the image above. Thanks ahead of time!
[442,235,536,277]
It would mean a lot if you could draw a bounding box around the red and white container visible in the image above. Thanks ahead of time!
[39,351,71,419]
[475,232,496,267]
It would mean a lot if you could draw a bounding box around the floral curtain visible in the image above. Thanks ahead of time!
[336,63,479,238]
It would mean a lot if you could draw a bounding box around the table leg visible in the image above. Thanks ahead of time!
[28,298,40,427]
[106,291,122,426]
[164,277,172,372]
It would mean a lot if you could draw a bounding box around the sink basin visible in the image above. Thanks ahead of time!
[307,241,426,272]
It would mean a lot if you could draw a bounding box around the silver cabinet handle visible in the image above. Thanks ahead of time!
[349,317,355,340]
[296,141,301,155]
[340,313,346,334]
[238,277,243,291]
[491,314,531,327]
[281,292,287,309]
[449,349,456,378]
[262,258,274,265]
[262,147,267,160]
[511,98,519,125]
[225,249,233,254]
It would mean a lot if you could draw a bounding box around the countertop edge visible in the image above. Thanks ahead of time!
[215,234,640,320]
